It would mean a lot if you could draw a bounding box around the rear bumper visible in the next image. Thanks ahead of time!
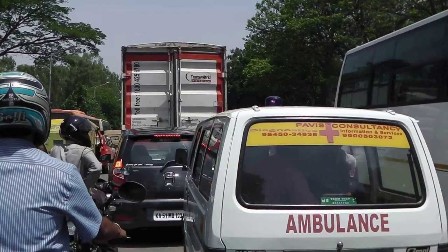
[111,198,185,230]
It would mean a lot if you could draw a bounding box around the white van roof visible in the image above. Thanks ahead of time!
[218,106,416,122]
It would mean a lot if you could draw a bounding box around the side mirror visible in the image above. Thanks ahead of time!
[118,181,146,203]
[175,148,188,166]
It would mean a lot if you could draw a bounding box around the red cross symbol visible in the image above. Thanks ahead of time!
[319,123,339,143]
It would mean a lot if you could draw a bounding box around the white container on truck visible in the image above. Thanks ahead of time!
[121,42,227,130]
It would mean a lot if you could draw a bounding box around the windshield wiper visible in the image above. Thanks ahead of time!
[159,160,177,173]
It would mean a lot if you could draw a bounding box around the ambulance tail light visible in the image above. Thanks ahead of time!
[438,243,448,252]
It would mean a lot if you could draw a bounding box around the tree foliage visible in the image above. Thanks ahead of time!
[0,0,106,60]
[228,0,448,108]
[13,54,122,128]
[0,56,15,71]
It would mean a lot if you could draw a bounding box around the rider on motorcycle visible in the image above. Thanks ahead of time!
[0,71,126,251]
[50,116,120,251]
[50,115,102,190]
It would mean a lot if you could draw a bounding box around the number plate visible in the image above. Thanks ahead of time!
[152,210,184,221]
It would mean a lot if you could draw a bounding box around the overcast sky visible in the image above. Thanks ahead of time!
[15,0,260,73]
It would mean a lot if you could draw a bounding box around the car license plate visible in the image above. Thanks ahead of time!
[152,210,184,221]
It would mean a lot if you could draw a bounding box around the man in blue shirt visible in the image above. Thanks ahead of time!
[0,72,126,251]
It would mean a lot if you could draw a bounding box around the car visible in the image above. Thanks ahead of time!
[109,127,195,230]
[180,106,448,251]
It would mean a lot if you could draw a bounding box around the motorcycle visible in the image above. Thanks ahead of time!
[69,180,147,252]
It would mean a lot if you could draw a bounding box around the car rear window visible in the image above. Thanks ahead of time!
[123,137,192,166]
[237,121,424,208]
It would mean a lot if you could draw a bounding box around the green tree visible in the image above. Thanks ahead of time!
[0,0,105,60]
[93,82,121,129]
[16,61,69,106]
[59,54,121,128]
[62,85,104,118]
[0,56,15,71]
[16,54,122,128]
[228,0,448,108]
[240,0,348,106]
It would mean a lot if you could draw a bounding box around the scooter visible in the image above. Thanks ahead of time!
[69,180,147,252]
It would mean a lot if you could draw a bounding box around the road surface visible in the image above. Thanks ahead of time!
[116,227,184,252]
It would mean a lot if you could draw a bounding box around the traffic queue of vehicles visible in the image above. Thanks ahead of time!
[51,10,448,249]
[108,42,227,230]
[107,43,448,252]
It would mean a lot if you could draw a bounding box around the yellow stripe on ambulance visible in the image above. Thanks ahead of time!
[246,122,410,149]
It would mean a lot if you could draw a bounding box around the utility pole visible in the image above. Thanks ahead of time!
[48,54,53,104]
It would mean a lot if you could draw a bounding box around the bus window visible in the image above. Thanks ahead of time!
[393,63,444,104]
[337,14,448,108]
[370,39,397,107]
[395,18,446,66]
[335,11,448,196]
[339,47,374,108]
[371,70,392,106]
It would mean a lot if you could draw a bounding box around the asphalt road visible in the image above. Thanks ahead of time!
[115,227,184,252]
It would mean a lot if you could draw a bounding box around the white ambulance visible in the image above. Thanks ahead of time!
[177,106,448,251]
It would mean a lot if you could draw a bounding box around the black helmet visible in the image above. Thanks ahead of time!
[265,96,283,106]
[0,72,50,146]
[59,115,93,147]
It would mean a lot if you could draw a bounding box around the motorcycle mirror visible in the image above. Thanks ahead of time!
[94,178,108,190]
[118,181,146,203]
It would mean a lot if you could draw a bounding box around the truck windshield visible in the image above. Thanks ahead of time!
[237,121,424,208]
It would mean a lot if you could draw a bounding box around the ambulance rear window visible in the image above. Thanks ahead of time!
[236,120,424,208]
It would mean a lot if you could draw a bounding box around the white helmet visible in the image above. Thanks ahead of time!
[0,72,50,145]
